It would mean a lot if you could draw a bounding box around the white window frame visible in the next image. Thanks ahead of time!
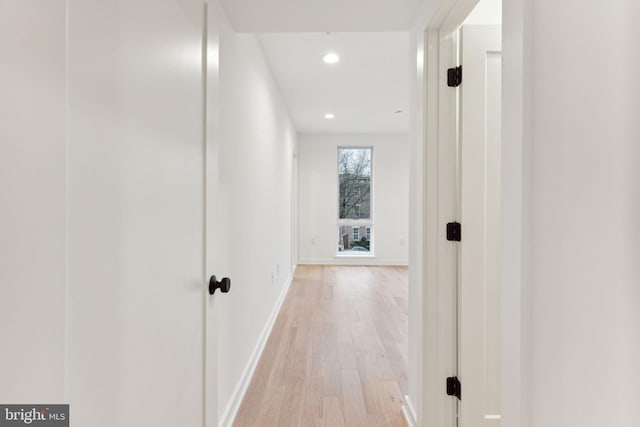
[336,146,374,257]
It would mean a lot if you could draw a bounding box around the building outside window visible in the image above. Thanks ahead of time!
[337,147,372,254]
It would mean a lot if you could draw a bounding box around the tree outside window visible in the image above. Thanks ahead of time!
[337,148,373,254]
[338,148,371,219]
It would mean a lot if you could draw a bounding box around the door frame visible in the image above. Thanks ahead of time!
[203,3,215,427]
[407,0,532,425]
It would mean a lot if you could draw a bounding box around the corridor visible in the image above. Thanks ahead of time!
[233,266,408,427]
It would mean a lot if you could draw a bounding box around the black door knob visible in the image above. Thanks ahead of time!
[209,275,231,295]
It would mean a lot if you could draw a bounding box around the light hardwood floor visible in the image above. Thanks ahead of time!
[233,265,409,427]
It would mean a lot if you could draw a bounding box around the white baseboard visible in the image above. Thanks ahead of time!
[218,268,296,427]
[298,258,408,266]
[402,395,417,427]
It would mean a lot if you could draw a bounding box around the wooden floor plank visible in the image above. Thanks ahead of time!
[323,396,346,427]
[232,265,408,427]
[341,369,370,427]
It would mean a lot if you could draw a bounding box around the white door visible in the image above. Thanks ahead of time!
[458,24,502,427]
[67,1,213,425]
[0,1,67,402]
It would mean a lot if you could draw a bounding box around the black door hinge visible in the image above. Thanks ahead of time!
[447,376,461,400]
[447,66,462,87]
[446,222,461,242]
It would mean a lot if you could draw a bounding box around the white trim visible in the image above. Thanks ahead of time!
[298,258,408,266]
[421,26,460,427]
[415,0,530,426]
[402,395,418,427]
[202,5,210,426]
[501,0,532,424]
[335,252,376,258]
[337,145,375,256]
[416,1,487,426]
[409,0,530,425]
[219,269,296,427]
[406,29,427,425]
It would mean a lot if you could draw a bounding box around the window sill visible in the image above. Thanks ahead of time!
[335,252,376,258]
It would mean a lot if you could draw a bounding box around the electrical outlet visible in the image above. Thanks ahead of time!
[400,238,405,246]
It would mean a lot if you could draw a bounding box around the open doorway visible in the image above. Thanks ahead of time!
[206,1,503,425]
[416,0,502,425]
[228,31,411,426]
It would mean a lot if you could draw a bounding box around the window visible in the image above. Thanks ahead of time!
[337,147,373,254]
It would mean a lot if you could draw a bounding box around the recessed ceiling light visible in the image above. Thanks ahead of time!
[325,113,335,119]
[323,52,340,64]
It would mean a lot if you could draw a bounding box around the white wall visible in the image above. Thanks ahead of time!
[525,0,640,426]
[0,2,298,426]
[502,0,640,425]
[297,133,409,265]
[501,0,531,424]
[216,11,298,425]
[463,0,501,25]
[0,1,67,402]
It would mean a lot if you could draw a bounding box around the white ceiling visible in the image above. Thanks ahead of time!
[220,0,426,33]
[219,0,424,134]
[258,32,409,134]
